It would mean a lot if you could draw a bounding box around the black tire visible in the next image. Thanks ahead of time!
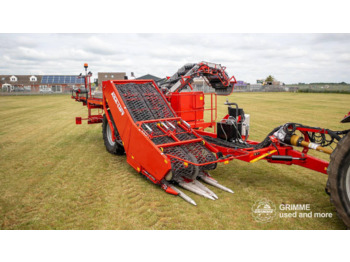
[102,112,125,155]
[328,132,350,228]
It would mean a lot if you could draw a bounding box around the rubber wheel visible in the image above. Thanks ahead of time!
[328,132,350,228]
[102,112,124,155]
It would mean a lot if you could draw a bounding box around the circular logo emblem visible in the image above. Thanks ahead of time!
[252,198,276,223]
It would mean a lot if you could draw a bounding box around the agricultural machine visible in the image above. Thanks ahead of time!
[72,63,350,227]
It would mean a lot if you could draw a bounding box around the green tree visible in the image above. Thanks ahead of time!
[265,75,275,82]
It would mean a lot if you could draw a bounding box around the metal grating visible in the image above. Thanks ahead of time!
[114,82,217,181]
[117,83,155,122]
[135,83,175,119]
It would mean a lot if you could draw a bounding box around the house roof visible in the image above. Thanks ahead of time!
[136,74,161,81]
[0,75,43,86]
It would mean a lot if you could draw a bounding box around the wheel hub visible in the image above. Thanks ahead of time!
[106,123,116,146]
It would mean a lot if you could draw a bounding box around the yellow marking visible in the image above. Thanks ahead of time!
[122,141,124,145]
[177,121,181,125]
[325,167,328,171]
[250,150,277,163]
[200,96,203,100]
[164,159,168,164]
[224,160,229,165]
[160,147,163,152]
[202,141,205,145]
[131,155,134,159]
[184,162,188,167]
[157,123,161,127]
[137,167,140,172]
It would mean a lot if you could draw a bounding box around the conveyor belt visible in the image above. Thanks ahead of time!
[114,82,216,181]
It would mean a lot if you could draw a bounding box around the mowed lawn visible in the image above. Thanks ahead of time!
[0,93,348,229]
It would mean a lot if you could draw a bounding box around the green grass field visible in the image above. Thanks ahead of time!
[0,93,348,229]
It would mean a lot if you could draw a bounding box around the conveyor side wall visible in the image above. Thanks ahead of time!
[102,80,172,182]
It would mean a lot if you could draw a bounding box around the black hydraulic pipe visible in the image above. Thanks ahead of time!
[267,155,306,161]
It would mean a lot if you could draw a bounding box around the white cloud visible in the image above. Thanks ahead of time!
[0,33,349,83]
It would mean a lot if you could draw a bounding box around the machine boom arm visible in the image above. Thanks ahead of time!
[159,61,236,95]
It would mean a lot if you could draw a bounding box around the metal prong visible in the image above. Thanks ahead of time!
[178,180,216,200]
[199,173,234,194]
[168,184,197,206]
[182,120,191,129]
[166,121,176,130]
[161,122,169,130]
[200,173,218,183]
[193,180,218,200]
[144,124,153,133]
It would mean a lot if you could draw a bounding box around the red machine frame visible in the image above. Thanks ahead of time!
[73,78,234,185]
[72,64,337,183]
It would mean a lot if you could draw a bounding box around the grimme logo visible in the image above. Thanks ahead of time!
[252,198,276,223]
[111,92,125,116]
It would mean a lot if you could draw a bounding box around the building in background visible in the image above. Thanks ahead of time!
[1,72,290,94]
[1,75,42,92]
[0,74,85,93]
[97,72,126,89]
[40,75,85,93]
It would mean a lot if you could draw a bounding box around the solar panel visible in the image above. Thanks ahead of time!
[48,76,53,84]
[40,75,87,84]
[41,76,48,84]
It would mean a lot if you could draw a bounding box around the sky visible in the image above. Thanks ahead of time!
[0,33,350,84]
